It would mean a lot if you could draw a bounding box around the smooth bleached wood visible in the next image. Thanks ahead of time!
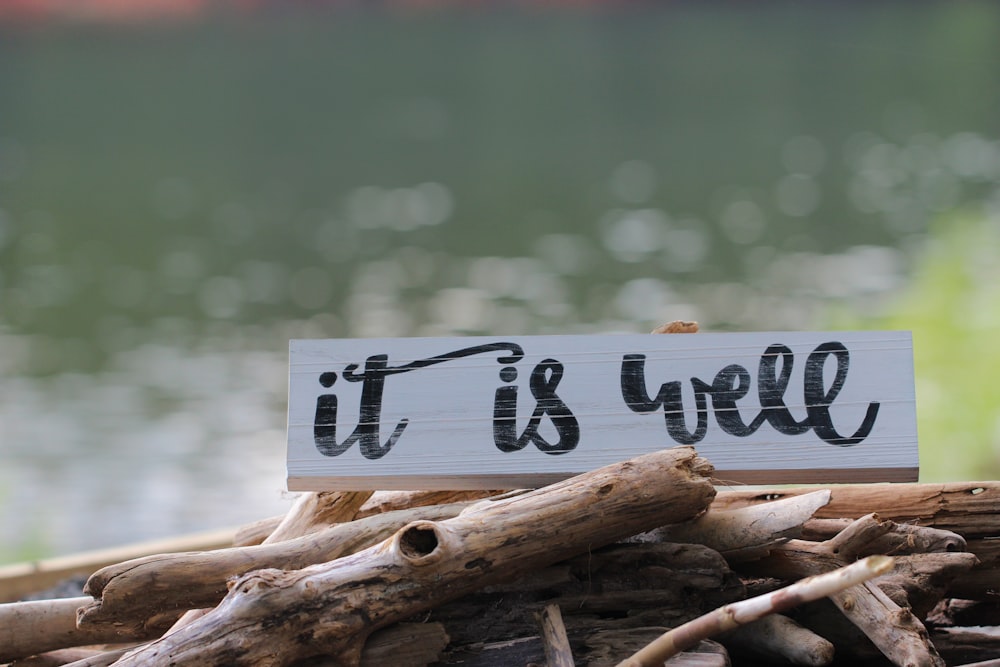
[653,489,831,559]
[102,447,716,666]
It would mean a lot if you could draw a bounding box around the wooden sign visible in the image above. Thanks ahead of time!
[286,331,917,490]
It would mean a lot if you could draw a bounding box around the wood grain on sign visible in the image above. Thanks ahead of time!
[286,331,918,490]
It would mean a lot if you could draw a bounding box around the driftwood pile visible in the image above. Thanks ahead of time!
[1,446,999,667]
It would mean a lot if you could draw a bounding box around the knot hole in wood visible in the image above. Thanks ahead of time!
[397,521,445,565]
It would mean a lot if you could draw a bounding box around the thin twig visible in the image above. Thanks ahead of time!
[616,555,895,667]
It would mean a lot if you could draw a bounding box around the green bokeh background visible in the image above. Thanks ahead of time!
[2,4,999,561]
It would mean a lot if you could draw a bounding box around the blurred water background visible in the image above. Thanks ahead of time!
[2,2,1000,563]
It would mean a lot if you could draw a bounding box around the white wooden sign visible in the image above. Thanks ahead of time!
[287,331,917,490]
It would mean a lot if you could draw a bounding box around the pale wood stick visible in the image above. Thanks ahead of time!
[356,489,507,519]
[31,646,130,667]
[232,515,280,547]
[103,447,716,666]
[7,647,123,667]
[536,603,575,667]
[0,528,236,603]
[616,555,894,667]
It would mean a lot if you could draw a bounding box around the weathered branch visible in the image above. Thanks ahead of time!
[0,529,236,603]
[736,513,965,666]
[95,447,717,666]
[652,490,831,560]
[0,596,174,664]
[266,491,373,543]
[55,623,450,667]
[715,482,1000,537]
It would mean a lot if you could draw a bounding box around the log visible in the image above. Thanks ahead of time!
[0,528,236,603]
[719,614,834,666]
[0,596,175,664]
[81,500,476,632]
[94,447,716,666]
[715,482,1000,537]
[651,490,831,560]
[57,623,451,667]
[434,632,729,667]
[21,647,131,667]
[928,627,1000,665]
[948,538,1000,600]
[928,598,1000,627]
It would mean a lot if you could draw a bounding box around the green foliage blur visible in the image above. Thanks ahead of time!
[831,215,1000,481]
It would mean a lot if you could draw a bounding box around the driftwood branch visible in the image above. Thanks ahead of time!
[266,491,373,543]
[652,489,831,560]
[96,447,716,666]
[741,513,974,666]
[715,482,1000,536]
[617,555,894,667]
[0,529,236,603]
[720,613,834,666]
[0,596,174,664]
[79,500,479,632]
